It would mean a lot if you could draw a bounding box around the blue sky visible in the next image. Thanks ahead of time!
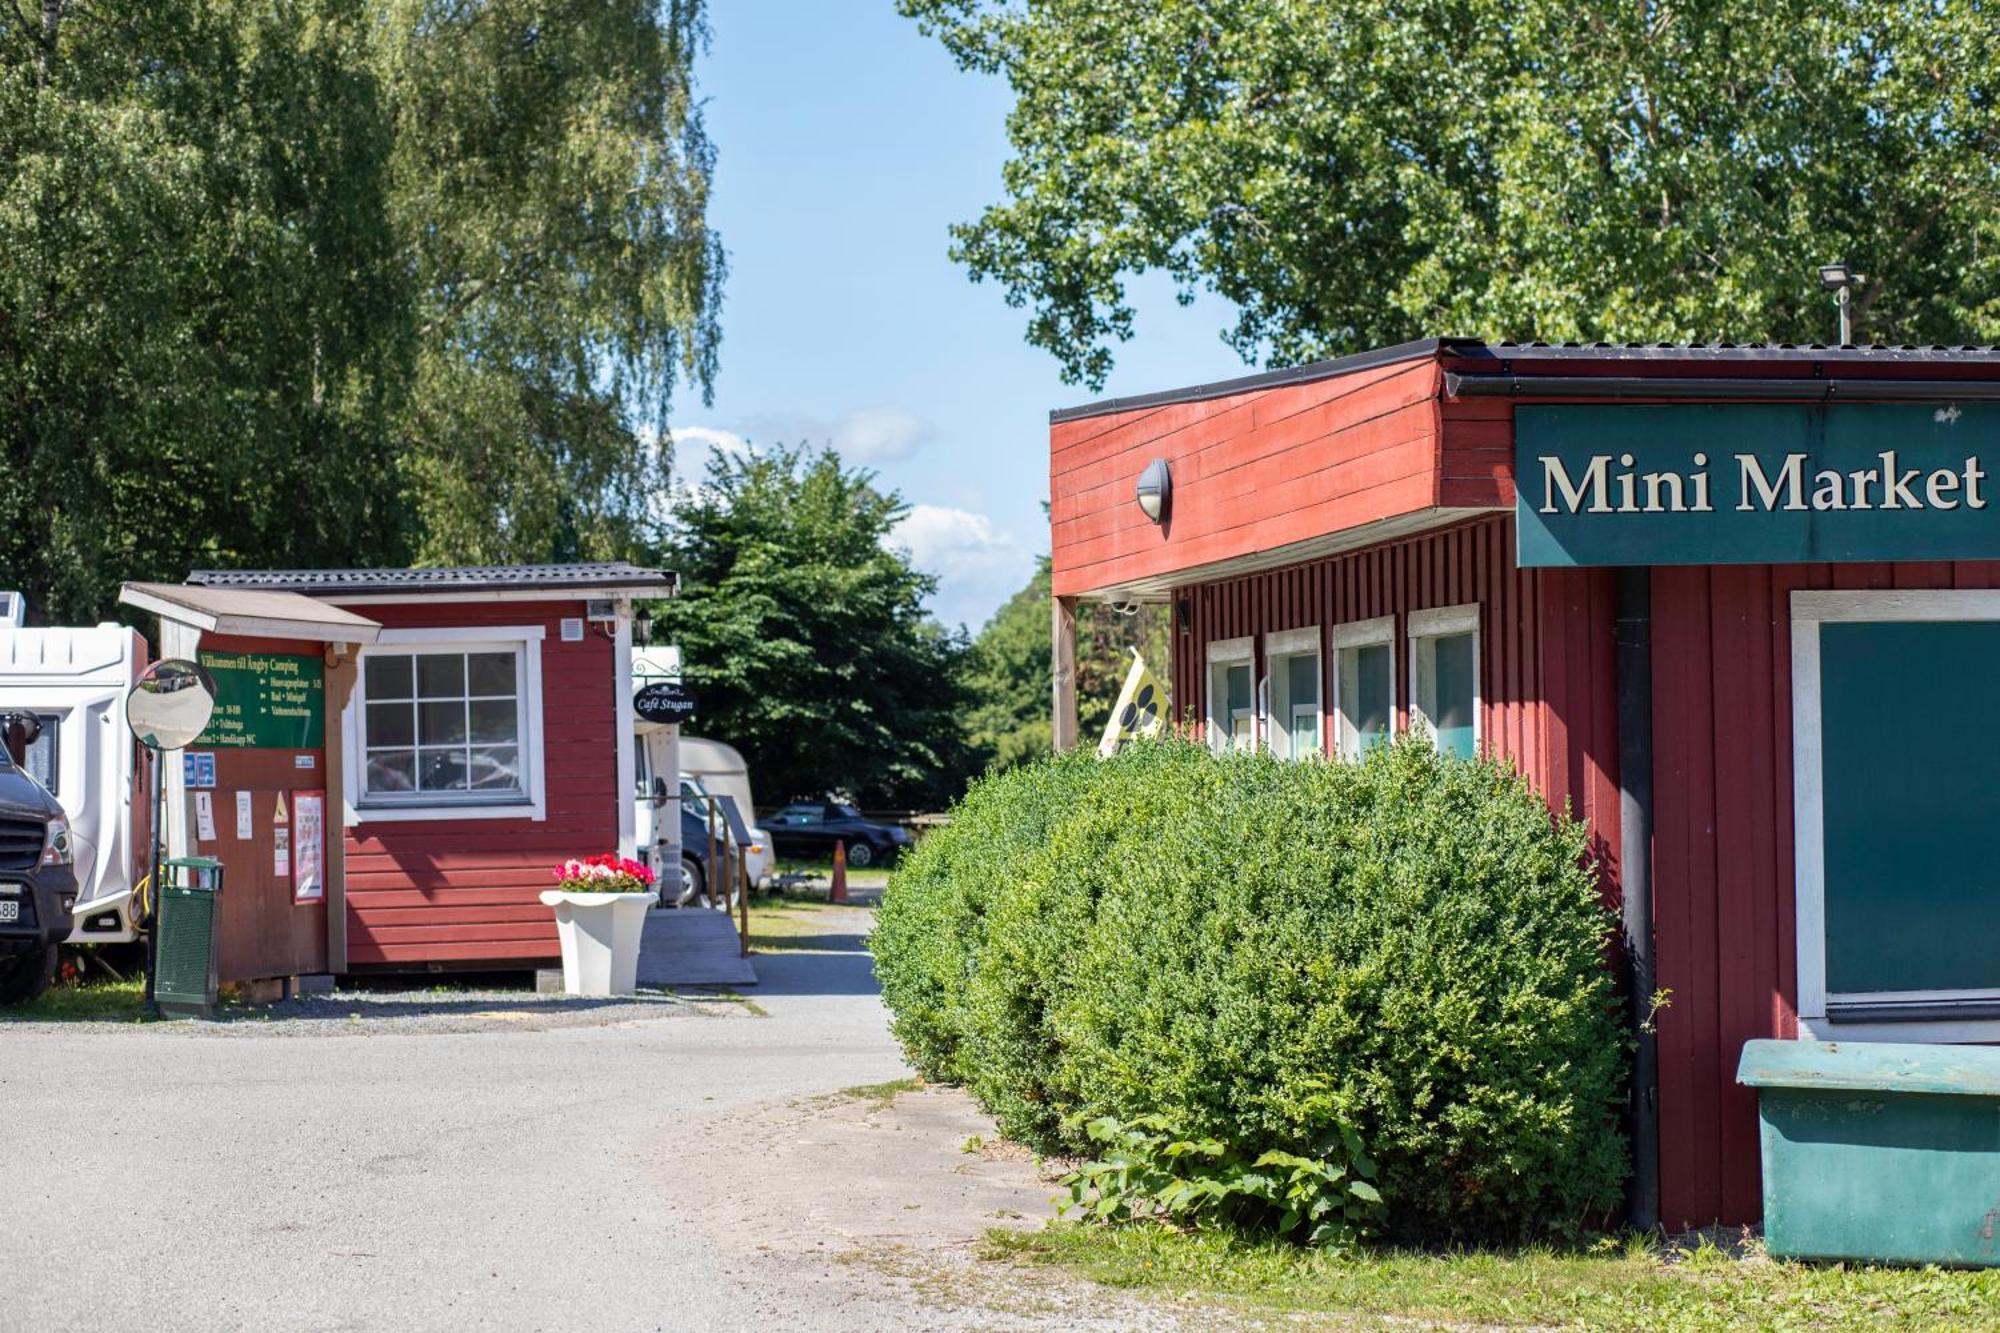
[682,3,1245,632]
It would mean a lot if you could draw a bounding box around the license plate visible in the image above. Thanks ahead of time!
[0,900,17,923]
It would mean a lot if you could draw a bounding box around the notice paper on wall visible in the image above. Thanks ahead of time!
[293,791,325,904]
[273,826,290,879]
[235,791,253,840]
[194,791,217,842]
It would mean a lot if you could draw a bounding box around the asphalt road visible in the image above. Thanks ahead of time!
[0,923,909,1332]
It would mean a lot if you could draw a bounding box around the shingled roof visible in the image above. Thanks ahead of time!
[187,562,675,597]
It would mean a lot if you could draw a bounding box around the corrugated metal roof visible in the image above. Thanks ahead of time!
[1050,338,2000,423]
[187,562,675,597]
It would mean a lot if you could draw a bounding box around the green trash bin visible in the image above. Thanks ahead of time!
[1738,1039,2000,1267]
[154,856,224,1019]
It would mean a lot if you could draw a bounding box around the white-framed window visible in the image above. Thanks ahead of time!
[1793,589,2000,1043]
[1205,636,1256,754]
[344,626,546,823]
[1330,616,1396,760]
[1265,626,1323,760]
[1408,604,1480,759]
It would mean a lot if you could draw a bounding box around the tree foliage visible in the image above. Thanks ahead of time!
[652,444,976,808]
[902,0,2000,387]
[0,0,721,623]
[964,558,1169,770]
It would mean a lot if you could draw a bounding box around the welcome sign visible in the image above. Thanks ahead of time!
[1515,403,2000,567]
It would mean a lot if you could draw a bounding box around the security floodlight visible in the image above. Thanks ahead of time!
[1135,458,1171,525]
[1818,263,1853,291]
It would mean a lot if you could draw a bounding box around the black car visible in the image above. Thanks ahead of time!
[0,716,79,1005]
[763,801,912,868]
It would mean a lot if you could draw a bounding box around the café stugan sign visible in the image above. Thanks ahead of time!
[1515,403,2000,567]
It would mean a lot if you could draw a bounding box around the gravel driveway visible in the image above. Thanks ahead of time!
[0,908,936,1332]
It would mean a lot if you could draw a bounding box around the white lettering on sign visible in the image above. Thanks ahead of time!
[1538,453,1990,516]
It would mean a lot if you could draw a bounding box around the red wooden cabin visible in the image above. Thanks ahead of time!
[123,564,671,982]
[1047,339,2000,1228]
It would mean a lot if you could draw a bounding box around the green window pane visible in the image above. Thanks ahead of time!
[1225,663,1251,716]
[1820,620,2000,995]
[1431,632,1477,759]
[1286,652,1319,708]
[1355,643,1391,747]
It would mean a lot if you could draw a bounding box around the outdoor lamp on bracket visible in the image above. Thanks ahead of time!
[1136,458,1172,525]
[634,607,653,646]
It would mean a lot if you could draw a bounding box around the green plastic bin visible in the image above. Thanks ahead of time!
[154,856,224,1019]
[1738,1039,2000,1267]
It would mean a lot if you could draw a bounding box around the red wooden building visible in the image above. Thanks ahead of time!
[1047,339,2000,1228]
[122,564,670,983]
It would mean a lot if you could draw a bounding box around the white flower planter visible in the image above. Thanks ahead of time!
[539,890,659,996]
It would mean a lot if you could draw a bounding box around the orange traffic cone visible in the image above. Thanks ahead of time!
[831,839,849,903]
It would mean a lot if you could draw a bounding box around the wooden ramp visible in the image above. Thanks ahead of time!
[636,908,757,987]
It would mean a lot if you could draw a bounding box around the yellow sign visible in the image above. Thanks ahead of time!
[1097,649,1167,758]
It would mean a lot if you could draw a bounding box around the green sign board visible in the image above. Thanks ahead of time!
[194,650,324,749]
[1515,403,2000,567]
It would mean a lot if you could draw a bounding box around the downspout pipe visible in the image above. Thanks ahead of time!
[1617,566,1660,1232]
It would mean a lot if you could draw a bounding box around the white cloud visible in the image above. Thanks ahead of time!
[833,405,934,464]
[739,404,936,464]
[665,425,750,470]
[890,504,1035,630]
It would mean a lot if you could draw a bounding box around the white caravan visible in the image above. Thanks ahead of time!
[0,601,146,943]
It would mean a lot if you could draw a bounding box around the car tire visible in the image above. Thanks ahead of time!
[677,856,705,907]
[0,944,56,1006]
[846,841,875,869]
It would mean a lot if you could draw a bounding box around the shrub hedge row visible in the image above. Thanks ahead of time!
[870,736,1629,1241]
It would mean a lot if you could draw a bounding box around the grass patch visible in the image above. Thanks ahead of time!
[981,1223,2000,1331]
[839,1077,922,1111]
[4,976,150,1022]
[748,900,871,953]
[774,858,892,880]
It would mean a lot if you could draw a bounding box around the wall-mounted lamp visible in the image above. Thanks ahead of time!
[634,607,654,646]
[1136,458,1172,524]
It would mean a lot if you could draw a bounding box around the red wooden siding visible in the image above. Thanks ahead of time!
[338,599,616,968]
[1169,514,1622,881]
[1051,358,1450,598]
[1647,557,2000,1226]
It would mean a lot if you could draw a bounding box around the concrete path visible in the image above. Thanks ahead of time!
[0,907,1068,1332]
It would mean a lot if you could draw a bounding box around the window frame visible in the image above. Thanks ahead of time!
[1793,588,2000,1043]
[1204,636,1257,754]
[1264,626,1324,760]
[1330,615,1397,760]
[19,709,63,797]
[342,625,546,824]
[1407,603,1481,758]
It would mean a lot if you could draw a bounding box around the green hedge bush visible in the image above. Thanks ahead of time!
[870,736,1629,1242]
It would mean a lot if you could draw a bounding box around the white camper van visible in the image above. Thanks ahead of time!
[0,601,146,943]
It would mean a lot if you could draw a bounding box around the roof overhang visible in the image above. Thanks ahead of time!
[1446,373,2000,401]
[119,583,383,644]
[1069,507,1505,602]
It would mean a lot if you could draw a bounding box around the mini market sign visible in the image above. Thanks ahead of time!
[1515,403,2000,567]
